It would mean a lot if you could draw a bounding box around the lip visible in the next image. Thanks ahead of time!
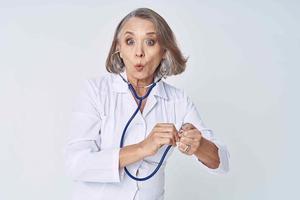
[134,63,144,67]
[134,63,145,71]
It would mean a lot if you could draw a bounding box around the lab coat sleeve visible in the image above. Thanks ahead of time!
[182,93,230,174]
[63,79,122,183]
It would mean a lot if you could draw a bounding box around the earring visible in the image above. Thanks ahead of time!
[112,50,120,55]
[159,59,168,78]
[111,50,125,70]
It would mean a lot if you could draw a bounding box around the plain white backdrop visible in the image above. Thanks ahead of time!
[0,0,299,199]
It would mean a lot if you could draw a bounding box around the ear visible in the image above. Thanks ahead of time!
[116,44,123,58]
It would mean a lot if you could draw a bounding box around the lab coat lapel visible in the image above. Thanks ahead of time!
[143,77,168,118]
[142,91,157,118]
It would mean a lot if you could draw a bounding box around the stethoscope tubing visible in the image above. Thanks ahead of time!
[119,74,172,181]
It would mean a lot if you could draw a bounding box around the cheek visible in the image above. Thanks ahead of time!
[148,56,163,70]
[148,50,163,62]
[120,50,133,63]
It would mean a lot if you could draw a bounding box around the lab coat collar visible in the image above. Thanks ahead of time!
[111,69,168,100]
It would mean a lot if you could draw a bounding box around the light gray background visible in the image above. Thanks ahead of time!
[1,0,299,199]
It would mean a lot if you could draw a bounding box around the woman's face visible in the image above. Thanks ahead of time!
[117,17,165,83]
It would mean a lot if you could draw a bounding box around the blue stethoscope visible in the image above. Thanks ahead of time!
[118,73,173,181]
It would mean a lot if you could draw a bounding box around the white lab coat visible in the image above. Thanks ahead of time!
[63,70,229,200]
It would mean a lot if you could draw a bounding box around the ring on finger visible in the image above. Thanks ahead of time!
[184,144,191,153]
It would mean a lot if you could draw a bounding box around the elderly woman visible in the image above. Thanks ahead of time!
[64,7,229,200]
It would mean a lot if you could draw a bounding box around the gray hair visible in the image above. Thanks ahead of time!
[105,8,188,78]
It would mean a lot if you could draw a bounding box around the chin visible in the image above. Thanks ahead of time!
[133,73,149,80]
[127,67,155,81]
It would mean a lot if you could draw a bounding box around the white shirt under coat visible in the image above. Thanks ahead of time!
[64,70,230,200]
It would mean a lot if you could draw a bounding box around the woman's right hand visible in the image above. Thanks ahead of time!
[138,123,179,157]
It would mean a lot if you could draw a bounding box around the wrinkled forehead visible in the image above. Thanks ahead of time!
[119,17,158,38]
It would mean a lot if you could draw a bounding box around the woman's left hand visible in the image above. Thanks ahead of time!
[177,123,202,155]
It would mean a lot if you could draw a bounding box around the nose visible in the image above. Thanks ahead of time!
[135,43,145,58]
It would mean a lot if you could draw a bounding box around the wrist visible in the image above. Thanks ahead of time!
[194,137,205,158]
[137,142,148,158]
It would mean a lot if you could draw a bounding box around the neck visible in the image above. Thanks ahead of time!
[125,72,154,96]
[126,74,154,88]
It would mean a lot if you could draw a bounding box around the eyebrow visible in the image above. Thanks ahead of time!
[124,31,157,36]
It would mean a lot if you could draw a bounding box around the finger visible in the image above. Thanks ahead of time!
[156,123,174,127]
[154,126,174,132]
[180,136,196,145]
[175,131,180,142]
[155,126,180,142]
[156,123,179,131]
[181,123,195,131]
[178,142,190,153]
[157,123,179,132]
[178,128,184,138]
[181,129,201,140]
[155,132,177,146]
[155,123,180,143]
[155,130,177,138]
[159,137,174,146]
[152,129,173,139]
[157,132,176,140]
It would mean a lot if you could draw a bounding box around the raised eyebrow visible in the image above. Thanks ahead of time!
[146,32,157,35]
[124,31,134,36]
[123,31,157,36]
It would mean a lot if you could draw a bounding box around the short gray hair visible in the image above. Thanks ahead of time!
[105,8,188,78]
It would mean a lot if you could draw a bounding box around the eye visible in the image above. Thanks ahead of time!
[126,38,135,45]
[146,39,155,46]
